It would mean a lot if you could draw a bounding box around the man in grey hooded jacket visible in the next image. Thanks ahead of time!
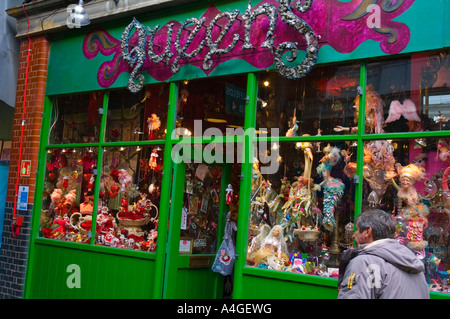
[338,209,430,299]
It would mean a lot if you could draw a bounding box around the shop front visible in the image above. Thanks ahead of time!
[22,0,450,299]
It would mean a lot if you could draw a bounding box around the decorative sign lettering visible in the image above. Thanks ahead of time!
[83,0,414,93]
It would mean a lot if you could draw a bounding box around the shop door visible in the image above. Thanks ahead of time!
[163,159,231,299]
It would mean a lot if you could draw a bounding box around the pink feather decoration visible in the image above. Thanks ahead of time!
[385,99,421,123]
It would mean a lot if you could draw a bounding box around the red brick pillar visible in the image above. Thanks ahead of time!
[0,35,49,299]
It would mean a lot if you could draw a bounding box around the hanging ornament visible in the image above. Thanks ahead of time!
[226,184,233,205]
[149,149,159,170]
[147,113,161,140]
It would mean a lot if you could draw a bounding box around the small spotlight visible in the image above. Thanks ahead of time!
[68,0,90,27]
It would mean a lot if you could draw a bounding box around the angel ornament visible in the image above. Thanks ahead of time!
[149,148,159,170]
[147,113,161,140]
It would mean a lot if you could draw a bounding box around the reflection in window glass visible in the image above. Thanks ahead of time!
[106,83,169,142]
[256,64,360,136]
[40,148,98,243]
[97,145,163,251]
[247,141,356,276]
[361,138,450,293]
[176,75,246,137]
[366,50,450,133]
[49,93,102,144]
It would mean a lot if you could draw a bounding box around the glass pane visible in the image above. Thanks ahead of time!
[362,137,450,293]
[176,75,246,137]
[247,140,357,276]
[180,163,223,255]
[366,50,450,133]
[49,93,102,144]
[96,145,163,251]
[256,64,360,136]
[105,83,169,142]
[40,147,98,243]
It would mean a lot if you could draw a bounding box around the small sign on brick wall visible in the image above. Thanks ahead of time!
[20,160,31,177]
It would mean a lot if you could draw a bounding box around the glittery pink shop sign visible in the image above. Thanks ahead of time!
[83,0,414,93]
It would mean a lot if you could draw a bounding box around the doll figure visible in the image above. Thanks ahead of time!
[392,163,426,218]
[250,225,289,270]
[120,197,129,213]
[317,146,345,232]
[118,169,132,193]
[260,225,288,258]
[393,163,430,255]
[149,149,159,170]
[437,139,450,162]
[334,85,385,134]
[286,109,299,137]
[147,113,161,140]
[226,184,233,205]
[61,189,77,216]
[248,223,271,255]
[50,188,64,216]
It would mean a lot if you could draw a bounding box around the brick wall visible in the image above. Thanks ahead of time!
[0,36,49,299]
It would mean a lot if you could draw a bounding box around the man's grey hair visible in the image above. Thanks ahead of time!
[355,209,396,241]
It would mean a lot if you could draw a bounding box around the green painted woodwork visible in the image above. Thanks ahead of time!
[239,268,337,299]
[163,148,232,299]
[28,239,156,299]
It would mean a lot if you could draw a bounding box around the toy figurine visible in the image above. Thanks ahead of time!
[249,225,289,270]
[226,184,233,205]
[149,148,159,170]
[286,109,299,137]
[334,85,384,134]
[392,163,430,256]
[317,146,345,232]
[363,140,397,207]
[147,113,161,140]
[392,163,427,218]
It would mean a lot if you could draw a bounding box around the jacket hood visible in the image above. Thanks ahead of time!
[361,239,425,273]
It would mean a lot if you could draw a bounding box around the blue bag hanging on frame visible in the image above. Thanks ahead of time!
[212,212,237,276]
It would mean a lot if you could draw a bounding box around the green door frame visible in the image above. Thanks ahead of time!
[163,145,232,298]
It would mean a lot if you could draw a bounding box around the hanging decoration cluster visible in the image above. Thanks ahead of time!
[120,0,319,93]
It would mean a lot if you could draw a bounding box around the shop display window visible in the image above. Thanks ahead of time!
[48,93,103,144]
[105,83,169,142]
[256,64,360,136]
[361,138,450,293]
[365,51,450,134]
[176,75,246,137]
[40,147,98,243]
[179,163,223,255]
[246,141,357,277]
[96,145,163,251]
